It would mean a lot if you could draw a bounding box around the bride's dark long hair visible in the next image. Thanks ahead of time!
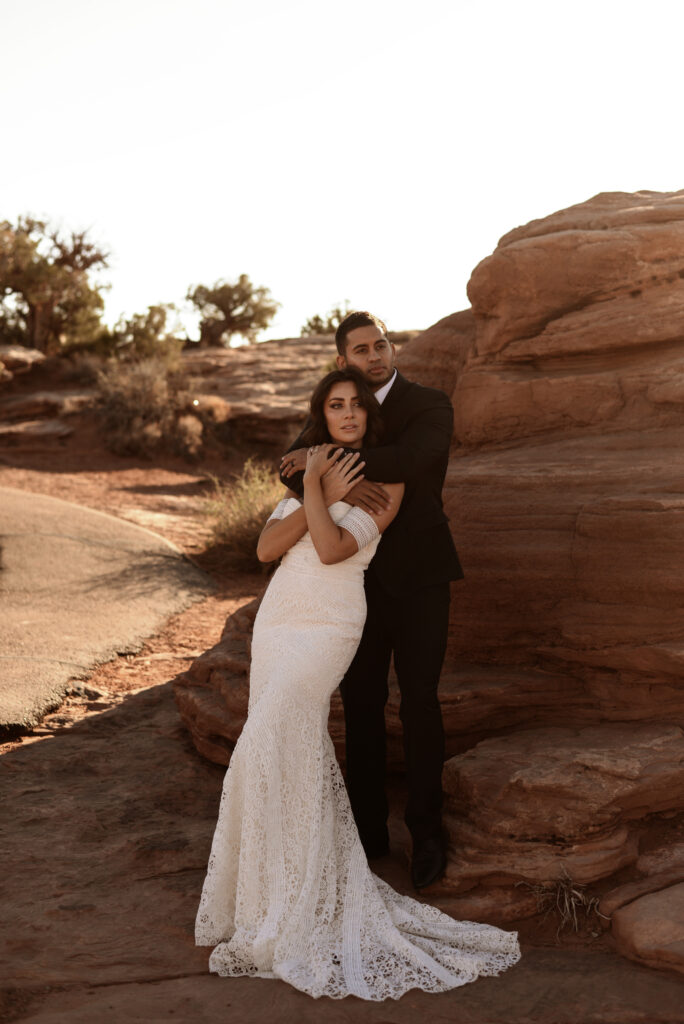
[300,368,383,448]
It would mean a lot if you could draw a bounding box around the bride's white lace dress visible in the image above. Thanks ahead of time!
[196,498,520,1000]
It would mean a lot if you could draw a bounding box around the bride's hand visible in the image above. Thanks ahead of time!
[304,443,337,481]
[321,450,366,504]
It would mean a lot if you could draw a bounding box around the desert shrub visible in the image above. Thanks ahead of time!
[95,356,203,459]
[61,350,106,386]
[175,413,204,455]
[204,459,283,570]
[188,276,279,346]
[67,304,185,367]
[0,215,108,353]
[95,304,185,367]
[300,302,351,337]
[517,868,609,938]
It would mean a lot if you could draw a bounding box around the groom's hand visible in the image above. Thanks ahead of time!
[345,479,391,515]
[280,448,308,478]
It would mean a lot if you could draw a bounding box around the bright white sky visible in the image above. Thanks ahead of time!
[2,0,683,341]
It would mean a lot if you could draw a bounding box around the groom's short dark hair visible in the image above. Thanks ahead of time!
[335,311,388,355]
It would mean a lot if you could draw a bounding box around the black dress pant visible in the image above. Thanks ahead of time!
[339,571,450,848]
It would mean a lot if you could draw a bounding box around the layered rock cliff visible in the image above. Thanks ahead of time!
[174,190,684,970]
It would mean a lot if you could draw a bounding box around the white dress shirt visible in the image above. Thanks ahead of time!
[374,369,397,406]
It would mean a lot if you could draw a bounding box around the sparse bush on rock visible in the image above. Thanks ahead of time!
[95,356,203,459]
[99,304,185,366]
[71,303,185,365]
[61,350,107,386]
[300,302,351,337]
[174,412,204,457]
[203,459,282,570]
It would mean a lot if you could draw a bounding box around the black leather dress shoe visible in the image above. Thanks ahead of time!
[411,836,447,889]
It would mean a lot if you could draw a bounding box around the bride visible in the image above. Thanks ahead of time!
[195,367,520,1000]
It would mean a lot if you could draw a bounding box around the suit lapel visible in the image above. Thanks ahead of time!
[381,371,411,410]
[379,372,411,438]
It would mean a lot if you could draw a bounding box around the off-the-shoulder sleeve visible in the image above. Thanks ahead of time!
[267,497,300,522]
[338,506,380,551]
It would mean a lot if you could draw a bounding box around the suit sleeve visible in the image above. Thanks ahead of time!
[279,423,308,496]
[359,392,453,485]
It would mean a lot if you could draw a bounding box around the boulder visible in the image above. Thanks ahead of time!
[0,344,46,374]
[611,883,684,974]
[451,190,684,448]
[174,638,580,771]
[0,418,74,443]
[179,333,419,449]
[0,389,96,421]
[435,192,684,734]
[181,336,333,448]
[466,190,684,367]
[600,870,684,920]
[395,309,475,395]
[444,432,684,719]
[439,724,684,894]
[637,841,684,876]
[191,394,232,424]
[173,598,259,766]
[434,885,538,925]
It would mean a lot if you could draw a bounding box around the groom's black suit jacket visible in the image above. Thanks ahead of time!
[282,372,464,595]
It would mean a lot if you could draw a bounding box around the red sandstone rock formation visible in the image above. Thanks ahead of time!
[442,190,684,731]
[0,344,46,376]
[182,336,331,447]
[394,310,475,396]
[611,883,684,975]
[440,724,684,891]
[458,190,684,446]
[431,190,684,949]
[174,190,684,953]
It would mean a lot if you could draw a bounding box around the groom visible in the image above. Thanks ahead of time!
[280,311,463,889]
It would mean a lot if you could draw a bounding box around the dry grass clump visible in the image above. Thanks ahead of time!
[517,867,609,939]
[62,350,106,386]
[95,356,203,459]
[204,459,283,571]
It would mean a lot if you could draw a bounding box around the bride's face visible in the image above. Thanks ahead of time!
[323,381,367,448]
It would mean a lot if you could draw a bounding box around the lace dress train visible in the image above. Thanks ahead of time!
[195,499,520,1000]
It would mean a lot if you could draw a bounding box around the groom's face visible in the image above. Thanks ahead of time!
[336,325,396,392]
